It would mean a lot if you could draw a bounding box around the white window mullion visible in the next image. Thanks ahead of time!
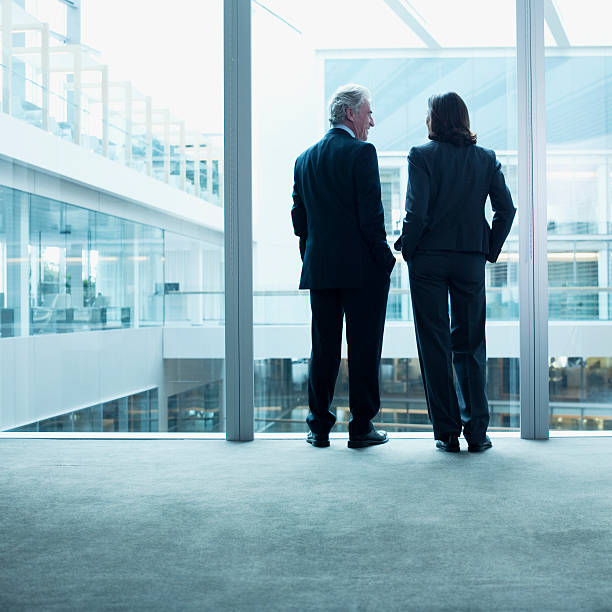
[517,0,549,439]
[224,0,254,441]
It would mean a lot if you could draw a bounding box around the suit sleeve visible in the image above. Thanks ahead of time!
[396,147,430,261]
[487,153,516,263]
[291,160,307,261]
[354,143,396,275]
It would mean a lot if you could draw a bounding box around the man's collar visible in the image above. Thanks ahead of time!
[332,123,355,138]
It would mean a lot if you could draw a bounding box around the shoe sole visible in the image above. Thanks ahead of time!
[436,445,460,453]
[306,438,330,448]
[347,437,389,449]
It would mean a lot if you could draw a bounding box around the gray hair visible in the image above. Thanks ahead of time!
[328,84,371,126]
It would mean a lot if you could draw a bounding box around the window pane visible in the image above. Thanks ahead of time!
[546,2,612,430]
[1,0,225,435]
[253,0,519,434]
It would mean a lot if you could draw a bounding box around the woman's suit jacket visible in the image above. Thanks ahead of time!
[395,140,516,262]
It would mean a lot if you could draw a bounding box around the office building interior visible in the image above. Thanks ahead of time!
[1,1,612,610]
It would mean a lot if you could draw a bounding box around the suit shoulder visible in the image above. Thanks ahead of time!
[351,138,375,152]
[474,144,498,163]
[295,137,323,166]
[408,140,436,159]
[350,140,377,164]
[407,142,436,168]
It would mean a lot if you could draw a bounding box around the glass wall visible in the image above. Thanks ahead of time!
[27,190,163,335]
[0,184,229,338]
[546,1,612,430]
[252,0,519,433]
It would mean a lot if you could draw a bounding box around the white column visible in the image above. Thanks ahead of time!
[41,23,50,131]
[145,96,152,176]
[179,120,186,190]
[101,66,109,157]
[2,0,13,114]
[598,247,608,320]
[517,0,549,439]
[18,192,29,336]
[163,109,170,184]
[125,81,132,167]
[224,0,253,440]
[218,155,224,207]
[194,132,201,198]
[72,46,81,145]
[133,231,140,328]
[204,145,211,195]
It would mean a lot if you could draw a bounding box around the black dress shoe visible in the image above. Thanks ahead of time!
[347,429,388,448]
[468,435,493,453]
[306,432,330,448]
[436,435,460,453]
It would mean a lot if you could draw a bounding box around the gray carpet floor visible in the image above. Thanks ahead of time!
[1,437,612,611]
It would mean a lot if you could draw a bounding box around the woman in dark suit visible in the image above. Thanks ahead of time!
[394,92,515,453]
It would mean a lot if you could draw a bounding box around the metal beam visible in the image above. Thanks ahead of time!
[384,0,440,49]
[224,0,254,441]
[544,0,569,47]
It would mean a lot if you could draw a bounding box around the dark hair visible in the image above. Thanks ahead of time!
[427,92,477,146]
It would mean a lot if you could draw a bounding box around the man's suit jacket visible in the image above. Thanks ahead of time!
[395,140,516,263]
[292,128,396,290]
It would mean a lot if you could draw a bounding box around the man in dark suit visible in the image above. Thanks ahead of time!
[395,92,516,453]
[291,84,396,449]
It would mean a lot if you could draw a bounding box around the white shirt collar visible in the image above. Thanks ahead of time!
[333,124,355,138]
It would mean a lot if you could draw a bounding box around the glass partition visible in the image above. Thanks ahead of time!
[28,193,163,335]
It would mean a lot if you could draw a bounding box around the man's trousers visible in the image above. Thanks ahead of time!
[307,261,391,437]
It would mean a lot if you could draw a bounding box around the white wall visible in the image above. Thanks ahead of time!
[0,327,164,430]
